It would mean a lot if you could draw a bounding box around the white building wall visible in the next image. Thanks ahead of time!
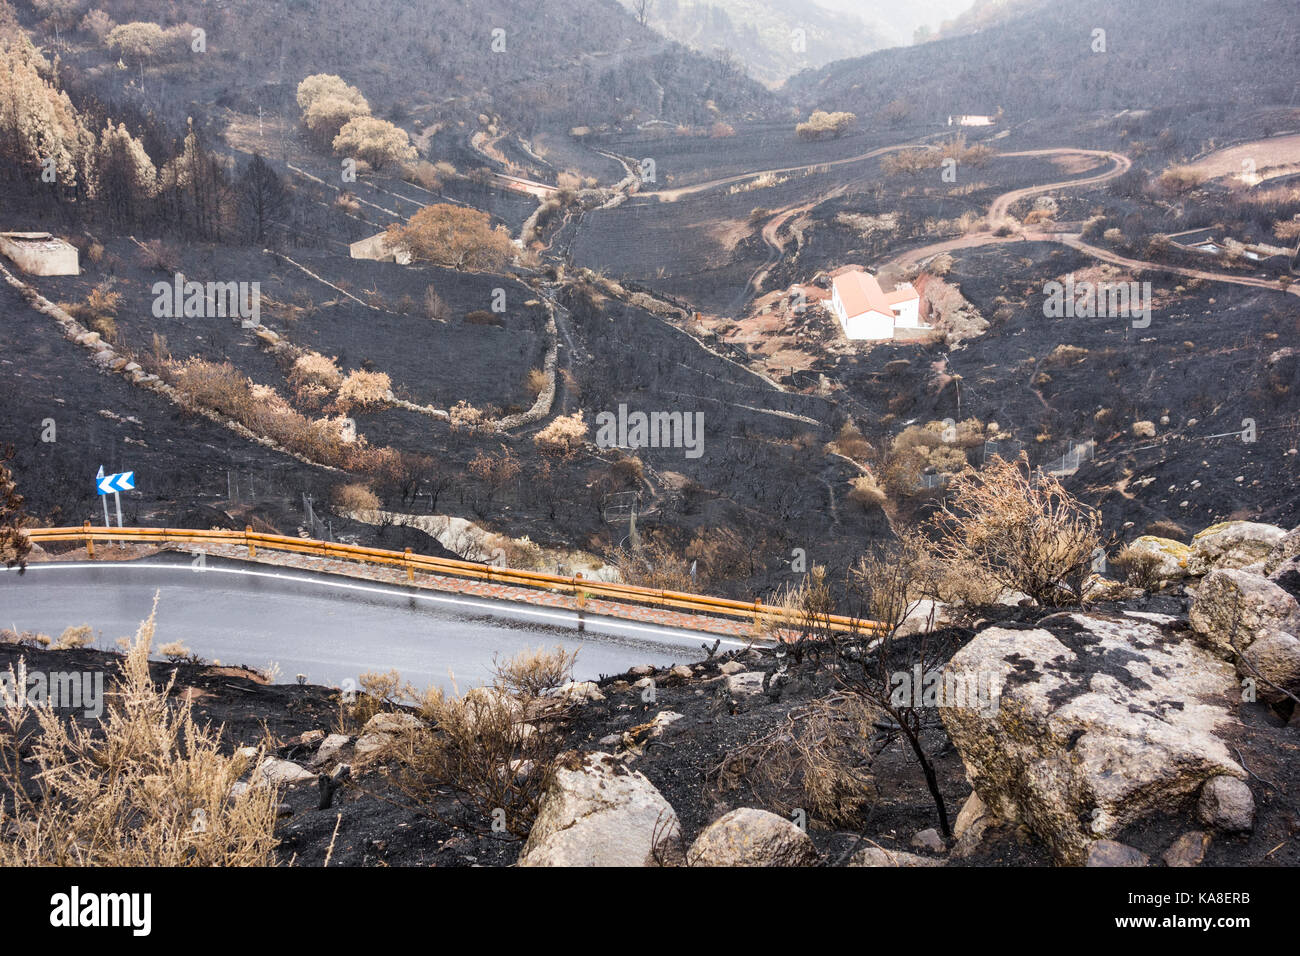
[844,310,895,340]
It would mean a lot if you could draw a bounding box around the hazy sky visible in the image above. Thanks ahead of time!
[814,0,980,46]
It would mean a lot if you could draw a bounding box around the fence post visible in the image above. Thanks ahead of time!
[405,548,414,582]
[753,598,762,632]
[246,525,256,558]
[573,572,586,611]
[84,520,94,559]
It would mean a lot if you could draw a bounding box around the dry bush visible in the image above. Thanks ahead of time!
[608,454,644,489]
[524,367,549,398]
[928,453,1104,606]
[533,411,586,459]
[1112,545,1164,591]
[0,446,30,573]
[336,370,392,412]
[610,535,694,592]
[796,110,856,140]
[449,400,490,433]
[1143,519,1188,542]
[492,645,578,698]
[714,693,881,829]
[332,482,380,513]
[52,625,92,650]
[385,647,581,836]
[136,239,180,273]
[288,351,343,390]
[0,609,280,865]
[464,309,503,326]
[829,422,875,462]
[405,160,444,190]
[1157,165,1206,196]
[846,474,887,510]
[158,640,197,663]
[423,285,452,322]
[340,669,403,729]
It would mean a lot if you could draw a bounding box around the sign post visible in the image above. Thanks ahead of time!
[96,466,110,528]
[95,468,135,544]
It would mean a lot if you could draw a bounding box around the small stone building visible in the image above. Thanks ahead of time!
[349,232,411,265]
[0,232,79,276]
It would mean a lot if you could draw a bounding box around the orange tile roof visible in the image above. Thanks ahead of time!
[832,269,917,318]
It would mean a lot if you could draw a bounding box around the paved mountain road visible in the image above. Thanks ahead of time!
[0,558,744,693]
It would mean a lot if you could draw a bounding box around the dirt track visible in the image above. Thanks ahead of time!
[878,147,1298,300]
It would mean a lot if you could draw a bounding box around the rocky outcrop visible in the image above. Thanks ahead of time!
[1189,569,1300,656]
[939,614,1244,864]
[686,808,818,867]
[517,752,683,866]
[1187,522,1286,576]
[1189,569,1300,703]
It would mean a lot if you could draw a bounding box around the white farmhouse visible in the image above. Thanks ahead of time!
[829,268,924,340]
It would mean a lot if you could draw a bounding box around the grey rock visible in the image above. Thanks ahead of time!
[1085,840,1150,867]
[686,808,818,867]
[1196,776,1255,833]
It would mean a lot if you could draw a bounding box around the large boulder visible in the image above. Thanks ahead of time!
[1242,630,1300,705]
[1188,568,1300,657]
[939,614,1244,864]
[1122,536,1192,580]
[686,808,818,867]
[517,752,683,866]
[1188,522,1286,576]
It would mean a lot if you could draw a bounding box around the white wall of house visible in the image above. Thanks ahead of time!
[844,310,896,340]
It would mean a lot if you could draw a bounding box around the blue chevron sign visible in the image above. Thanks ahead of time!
[96,471,135,495]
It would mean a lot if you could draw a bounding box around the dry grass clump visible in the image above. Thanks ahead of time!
[846,474,887,510]
[336,370,392,412]
[52,625,93,650]
[533,411,586,459]
[524,367,549,398]
[1111,544,1165,591]
[796,110,856,140]
[492,645,578,699]
[381,647,579,836]
[609,534,695,592]
[289,351,343,390]
[1157,165,1206,196]
[928,453,1104,606]
[331,482,380,513]
[0,608,280,866]
[714,693,881,829]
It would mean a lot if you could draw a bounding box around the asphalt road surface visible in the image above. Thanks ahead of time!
[0,556,747,692]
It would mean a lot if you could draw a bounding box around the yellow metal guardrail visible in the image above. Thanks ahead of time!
[23,524,884,636]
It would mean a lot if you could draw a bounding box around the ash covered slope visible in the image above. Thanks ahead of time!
[31,0,777,130]
[785,0,1300,120]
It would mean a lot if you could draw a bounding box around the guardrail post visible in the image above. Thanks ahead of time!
[83,520,94,559]
[573,572,586,611]
[753,598,762,633]
[246,526,256,558]
[405,548,413,582]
